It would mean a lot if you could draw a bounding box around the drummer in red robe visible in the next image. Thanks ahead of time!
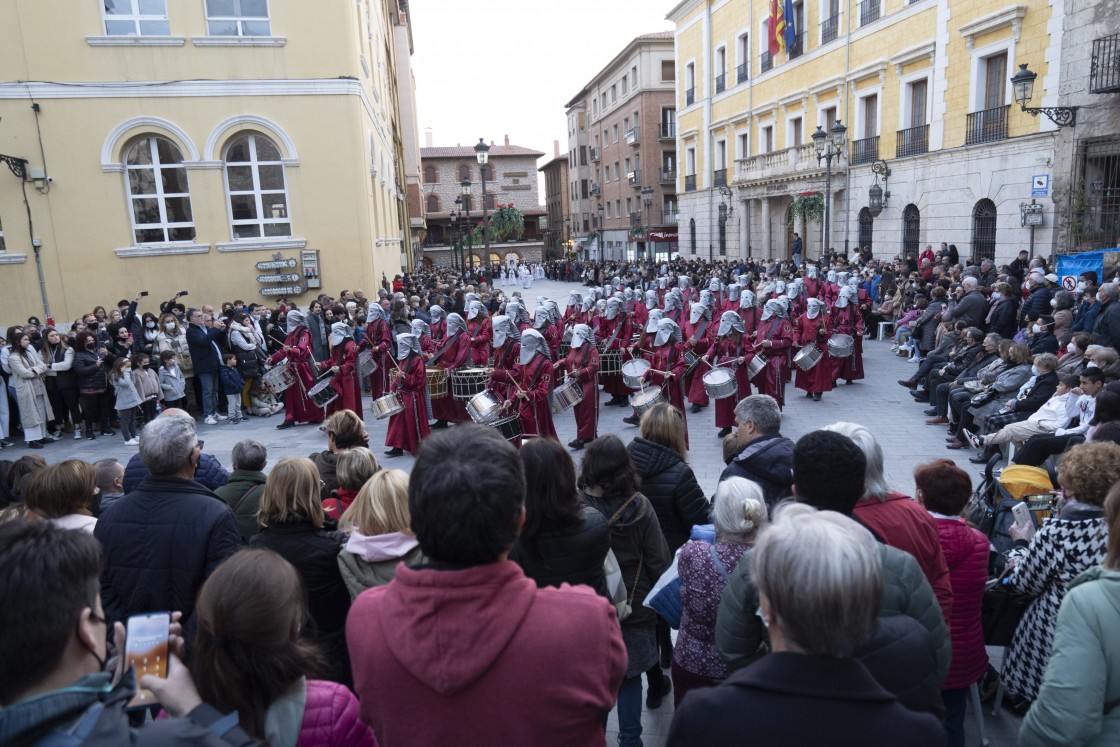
[634,290,656,330]
[820,269,840,308]
[544,300,564,360]
[663,291,685,327]
[831,285,866,385]
[723,283,741,315]
[429,312,471,429]
[505,298,532,334]
[411,319,435,359]
[384,333,429,458]
[502,328,556,444]
[319,322,362,420]
[466,300,493,366]
[488,315,520,404]
[563,291,586,327]
[793,298,833,402]
[428,304,447,346]
[786,280,807,320]
[561,323,600,451]
[738,289,762,338]
[684,302,716,413]
[531,305,559,362]
[751,299,794,410]
[803,265,822,299]
[597,298,631,406]
[270,309,324,429]
[703,311,755,438]
[362,303,392,400]
[626,318,688,444]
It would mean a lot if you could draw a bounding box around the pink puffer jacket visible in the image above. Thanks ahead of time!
[299,680,378,747]
[934,517,990,690]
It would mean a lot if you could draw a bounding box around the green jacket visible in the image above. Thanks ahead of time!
[1020,567,1120,747]
[716,542,951,684]
[213,469,267,543]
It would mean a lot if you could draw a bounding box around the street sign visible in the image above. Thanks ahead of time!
[255,258,297,271]
[1023,213,1043,226]
[260,285,304,297]
[256,273,302,284]
[1020,203,1043,213]
[1031,174,1049,197]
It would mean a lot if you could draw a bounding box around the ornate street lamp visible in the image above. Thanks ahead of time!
[474,138,491,256]
[460,179,472,272]
[868,159,891,218]
[812,119,847,260]
[1011,63,1078,128]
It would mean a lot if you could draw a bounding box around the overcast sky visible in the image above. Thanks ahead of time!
[409,0,675,164]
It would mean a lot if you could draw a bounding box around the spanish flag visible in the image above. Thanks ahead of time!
[768,0,785,56]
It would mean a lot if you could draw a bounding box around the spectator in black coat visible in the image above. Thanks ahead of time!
[185,309,226,423]
[949,277,987,329]
[718,395,794,508]
[94,409,240,646]
[1092,282,1120,351]
[986,282,1020,340]
[251,456,352,687]
[1028,316,1061,355]
[1020,270,1055,327]
[509,438,609,596]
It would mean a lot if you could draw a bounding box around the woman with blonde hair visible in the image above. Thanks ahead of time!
[23,460,99,533]
[251,457,352,685]
[672,477,767,705]
[310,408,369,500]
[337,469,423,600]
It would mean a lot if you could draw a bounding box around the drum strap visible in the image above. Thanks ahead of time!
[432,333,462,368]
[527,357,546,391]
[605,313,626,350]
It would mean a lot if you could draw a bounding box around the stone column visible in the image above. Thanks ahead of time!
[740,198,751,259]
[760,198,772,260]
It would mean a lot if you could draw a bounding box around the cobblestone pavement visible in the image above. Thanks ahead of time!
[9,277,1021,744]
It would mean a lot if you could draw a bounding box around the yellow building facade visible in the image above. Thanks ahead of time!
[0,0,416,322]
[668,0,1063,264]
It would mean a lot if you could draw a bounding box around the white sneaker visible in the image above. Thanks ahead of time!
[204,416,218,425]
[125,438,140,446]
[74,429,83,440]
[215,413,228,421]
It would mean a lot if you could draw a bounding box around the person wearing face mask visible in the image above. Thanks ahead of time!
[1057,332,1091,376]
[1029,316,1060,355]
[428,313,472,429]
[73,330,115,440]
[986,282,1020,340]
[103,322,135,369]
[1020,270,1055,328]
[8,330,55,448]
[792,299,833,402]
[501,328,556,445]
[561,323,600,450]
[384,333,429,457]
[1072,284,1101,335]
[831,286,866,385]
[40,327,82,438]
[684,303,716,413]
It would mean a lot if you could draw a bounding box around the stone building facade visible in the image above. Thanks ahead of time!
[539,150,571,258]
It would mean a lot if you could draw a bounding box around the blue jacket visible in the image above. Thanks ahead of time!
[1073,300,1101,334]
[94,476,240,642]
[219,365,244,392]
[186,323,224,374]
[123,451,229,494]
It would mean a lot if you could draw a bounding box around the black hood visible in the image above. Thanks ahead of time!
[730,433,795,483]
[628,436,684,479]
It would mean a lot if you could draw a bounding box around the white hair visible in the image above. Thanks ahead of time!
[139,410,198,476]
[712,477,768,542]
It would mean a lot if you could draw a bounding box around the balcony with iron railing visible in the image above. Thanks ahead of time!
[660,122,676,139]
[1091,33,1120,93]
[685,174,697,192]
[895,125,929,157]
[736,142,822,182]
[625,126,640,146]
[630,212,643,227]
[627,169,641,186]
[660,168,676,183]
[685,87,695,105]
[789,32,805,59]
[761,51,773,73]
[713,168,727,187]
[590,147,600,162]
[590,181,601,195]
[850,135,879,165]
[737,62,748,84]
[821,15,839,44]
[859,0,881,26]
[715,73,726,94]
[965,105,1009,145]
[663,211,679,225]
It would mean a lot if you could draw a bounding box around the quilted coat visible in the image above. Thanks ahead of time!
[933,515,990,689]
[264,678,377,747]
[627,437,711,553]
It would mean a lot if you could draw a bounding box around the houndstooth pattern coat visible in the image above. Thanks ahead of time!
[1000,507,1107,701]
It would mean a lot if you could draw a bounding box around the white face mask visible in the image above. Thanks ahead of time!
[1068,343,1078,353]
[1050,299,1058,307]
[1032,324,1042,334]
[164,322,176,331]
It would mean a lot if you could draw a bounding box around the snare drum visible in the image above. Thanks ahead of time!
[683,350,700,376]
[451,367,491,400]
[827,334,855,358]
[745,355,767,381]
[308,377,339,408]
[599,350,622,375]
[793,343,824,371]
[426,367,449,399]
[371,392,404,420]
[467,390,503,424]
[629,386,664,415]
[621,359,651,389]
[491,413,523,443]
[261,361,296,394]
[357,350,378,378]
[702,367,738,399]
[549,378,585,414]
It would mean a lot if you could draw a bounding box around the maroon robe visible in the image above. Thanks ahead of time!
[793,314,833,396]
[641,341,688,448]
[268,328,323,424]
[541,324,561,362]
[467,316,493,366]
[684,318,716,406]
[562,343,600,443]
[429,332,470,423]
[830,304,866,383]
[322,339,363,420]
[632,304,650,330]
[597,314,631,397]
[488,340,521,403]
[507,354,556,444]
[362,319,392,399]
[430,319,447,346]
[705,334,754,428]
[751,317,794,410]
[803,277,821,299]
[385,353,429,455]
[738,306,761,338]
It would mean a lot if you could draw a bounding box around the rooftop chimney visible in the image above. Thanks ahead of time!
[554,139,560,157]
[504,134,510,146]
[424,128,433,148]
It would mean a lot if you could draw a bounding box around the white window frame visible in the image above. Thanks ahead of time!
[102,0,170,36]
[621,76,629,96]
[854,89,883,139]
[685,61,696,101]
[736,129,751,160]
[686,147,697,176]
[715,139,727,170]
[969,40,1016,113]
[818,103,839,131]
[631,65,639,89]
[817,0,841,44]
[204,0,272,38]
[736,31,750,83]
[124,136,196,245]
[786,112,805,148]
[715,45,727,81]
[0,211,6,252]
[898,73,932,128]
[222,132,293,240]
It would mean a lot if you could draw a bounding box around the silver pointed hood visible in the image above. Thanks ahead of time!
[570,323,592,349]
[396,332,420,359]
[519,328,546,364]
[492,315,518,347]
[718,310,746,336]
[689,302,709,325]
[410,319,430,339]
[286,309,306,334]
[645,308,664,333]
[446,313,467,336]
[655,318,680,346]
[644,290,658,309]
[806,298,826,319]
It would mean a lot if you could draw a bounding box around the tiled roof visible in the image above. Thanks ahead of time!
[635,31,674,41]
[421,145,545,158]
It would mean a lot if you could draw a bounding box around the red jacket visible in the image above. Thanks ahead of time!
[934,517,990,689]
[297,680,377,747]
[854,493,954,632]
[347,561,625,747]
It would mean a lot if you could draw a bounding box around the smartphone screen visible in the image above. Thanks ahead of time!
[125,612,170,708]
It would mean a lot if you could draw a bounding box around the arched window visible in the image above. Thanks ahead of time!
[902,204,921,258]
[689,218,697,254]
[224,133,291,239]
[426,194,440,213]
[480,164,495,182]
[858,208,874,252]
[124,136,195,244]
[458,164,471,182]
[971,199,997,262]
[423,165,438,183]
